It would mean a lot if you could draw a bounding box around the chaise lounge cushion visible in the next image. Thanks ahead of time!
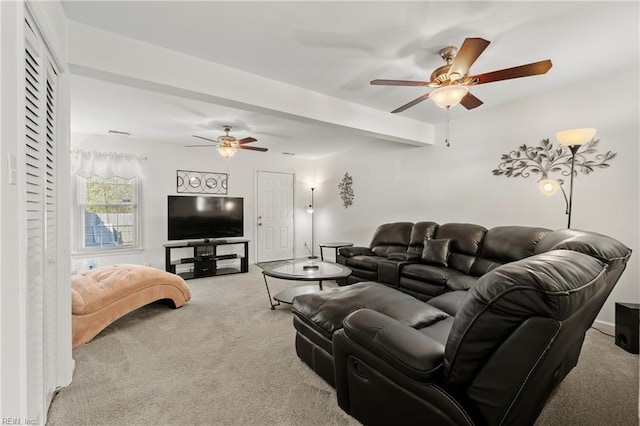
[72,264,191,348]
[293,282,448,338]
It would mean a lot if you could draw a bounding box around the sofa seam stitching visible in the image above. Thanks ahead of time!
[498,322,562,425]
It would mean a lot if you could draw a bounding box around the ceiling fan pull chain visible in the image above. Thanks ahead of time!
[445,107,451,147]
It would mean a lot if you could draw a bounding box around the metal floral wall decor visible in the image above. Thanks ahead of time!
[492,138,615,181]
[177,170,228,194]
[492,137,616,227]
[338,172,354,208]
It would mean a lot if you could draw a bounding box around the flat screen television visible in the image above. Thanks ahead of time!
[167,195,244,241]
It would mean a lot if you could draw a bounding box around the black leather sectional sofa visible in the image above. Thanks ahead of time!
[337,221,550,300]
[292,221,632,425]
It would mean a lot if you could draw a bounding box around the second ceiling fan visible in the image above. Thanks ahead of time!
[371,37,552,113]
[188,125,268,158]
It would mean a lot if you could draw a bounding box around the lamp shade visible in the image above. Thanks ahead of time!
[539,178,560,196]
[556,128,596,147]
[217,145,237,158]
[430,85,469,109]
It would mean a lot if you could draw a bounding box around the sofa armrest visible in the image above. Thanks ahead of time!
[342,309,444,383]
[378,259,406,287]
[339,246,374,258]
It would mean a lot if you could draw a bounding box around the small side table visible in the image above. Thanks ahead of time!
[319,242,354,262]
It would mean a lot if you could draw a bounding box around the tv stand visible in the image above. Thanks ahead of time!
[164,239,249,280]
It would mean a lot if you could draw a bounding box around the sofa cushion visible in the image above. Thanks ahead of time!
[401,263,464,286]
[421,238,452,267]
[446,275,479,291]
[434,223,487,274]
[407,221,440,254]
[346,255,385,271]
[398,278,447,300]
[482,226,550,261]
[469,226,550,277]
[435,223,487,255]
[388,252,421,262]
[427,291,468,316]
[370,222,414,257]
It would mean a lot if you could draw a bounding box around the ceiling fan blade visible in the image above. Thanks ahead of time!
[467,60,552,85]
[460,92,483,110]
[448,38,490,80]
[192,135,218,143]
[391,92,431,113]
[371,79,430,87]
[185,144,217,148]
[237,137,257,144]
[239,145,268,152]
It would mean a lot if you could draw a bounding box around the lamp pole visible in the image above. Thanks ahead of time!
[566,145,580,229]
[309,188,317,259]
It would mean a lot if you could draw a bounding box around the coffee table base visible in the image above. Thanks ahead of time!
[261,260,351,310]
[263,273,325,310]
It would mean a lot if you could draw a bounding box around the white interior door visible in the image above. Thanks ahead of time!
[256,171,294,262]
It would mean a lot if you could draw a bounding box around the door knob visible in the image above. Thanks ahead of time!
[258,223,263,226]
[258,216,262,219]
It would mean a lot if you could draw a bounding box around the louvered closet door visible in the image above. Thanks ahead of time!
[43,59,58,408]
[24,14,59,422]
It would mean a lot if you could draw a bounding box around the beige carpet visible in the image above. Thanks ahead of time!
[47,266,639,425]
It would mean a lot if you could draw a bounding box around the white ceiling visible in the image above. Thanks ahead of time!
[62,1,639,159]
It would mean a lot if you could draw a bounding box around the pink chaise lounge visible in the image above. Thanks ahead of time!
[71,264,191,348]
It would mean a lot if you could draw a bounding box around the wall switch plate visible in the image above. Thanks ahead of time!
[7,153,17,185]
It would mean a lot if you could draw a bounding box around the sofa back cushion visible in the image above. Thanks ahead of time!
[370,222,414,257]
[433,223,487,273]
[407,221,439,254]
[534,229,632,268]
[470,226,550,276]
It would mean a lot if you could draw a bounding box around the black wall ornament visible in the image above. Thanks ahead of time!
[177,170,228,194]
[338,172,354,208]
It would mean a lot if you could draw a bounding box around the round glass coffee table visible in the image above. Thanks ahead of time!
[262,260,352,310]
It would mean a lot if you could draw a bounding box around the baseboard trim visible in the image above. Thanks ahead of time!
[592,319,615,336]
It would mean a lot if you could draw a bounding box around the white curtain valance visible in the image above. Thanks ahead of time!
[71,149,146,179]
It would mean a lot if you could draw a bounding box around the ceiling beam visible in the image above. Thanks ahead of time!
[67,21,434,146]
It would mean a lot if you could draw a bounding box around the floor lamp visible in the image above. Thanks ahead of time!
[556,128,597,229]
[307,187,317,259]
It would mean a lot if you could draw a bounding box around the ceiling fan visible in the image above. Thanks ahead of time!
[187,125,268,158]
[371,37,552,113]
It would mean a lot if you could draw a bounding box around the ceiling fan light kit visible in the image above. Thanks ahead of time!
[217,145,238,158]
[430,85,469,109]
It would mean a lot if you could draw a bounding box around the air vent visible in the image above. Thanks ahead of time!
[108,130,131,136]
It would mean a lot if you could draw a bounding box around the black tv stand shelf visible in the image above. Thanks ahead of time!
[164,239,249,280]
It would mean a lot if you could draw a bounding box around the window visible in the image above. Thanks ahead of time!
[76,175,140,252]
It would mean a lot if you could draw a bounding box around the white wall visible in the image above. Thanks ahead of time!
[70,133,316,271]
[315,68,639,325]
